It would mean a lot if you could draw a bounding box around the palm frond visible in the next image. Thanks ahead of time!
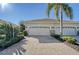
[47,3,55,17]
[53,4,60,20]
[63,4,73,19]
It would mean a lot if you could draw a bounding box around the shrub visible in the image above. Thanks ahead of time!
[20,23,25,32]
[19,23,28,36]
[23,30,28,36]
[51,34,64,42]
[0,35,6,39]
[63,36,77,44]
[77,30,79,35]
[51,34,60,39]
[0,21,24,48]
[17,32,24,36]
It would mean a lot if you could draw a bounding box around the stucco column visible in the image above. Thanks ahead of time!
[75,26,77,36]
[50,26,51,30]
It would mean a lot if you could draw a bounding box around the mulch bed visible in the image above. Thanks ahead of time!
[64,41,79,52]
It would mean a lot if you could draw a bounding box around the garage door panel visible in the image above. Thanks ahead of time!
[55,27,76,35]
[63,28,76,35]
[28,28,50,35]
[27,26,76,35]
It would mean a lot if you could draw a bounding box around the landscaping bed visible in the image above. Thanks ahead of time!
[64,41,79,52]
[51,34,64,42]
[0,37,24,52]
[51,34,79,52]
[62,36,79,52]
[0,20,28,50]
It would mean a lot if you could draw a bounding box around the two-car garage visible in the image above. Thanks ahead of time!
[24,19,79,36]
[26,26,77,36]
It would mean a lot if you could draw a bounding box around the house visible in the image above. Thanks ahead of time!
[23,19,79,36]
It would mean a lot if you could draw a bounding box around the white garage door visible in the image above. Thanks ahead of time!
[55,27,76,35]
[27,26,50,35]
[63,27,76,35]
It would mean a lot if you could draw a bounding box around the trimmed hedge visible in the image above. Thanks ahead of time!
[0,21,24,48]
[23,30,28,36]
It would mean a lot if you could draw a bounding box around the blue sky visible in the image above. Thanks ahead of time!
[0,3,79,24]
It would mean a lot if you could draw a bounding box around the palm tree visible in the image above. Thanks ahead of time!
[47,3,73,36]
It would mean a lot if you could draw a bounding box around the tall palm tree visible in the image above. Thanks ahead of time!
[47,3,73,36]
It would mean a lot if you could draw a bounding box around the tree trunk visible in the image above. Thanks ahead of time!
[60,6,63,37]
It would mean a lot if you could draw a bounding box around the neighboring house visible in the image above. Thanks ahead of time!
[23,19,79,36]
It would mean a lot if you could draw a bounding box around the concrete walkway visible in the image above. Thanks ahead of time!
[0,36,79,55]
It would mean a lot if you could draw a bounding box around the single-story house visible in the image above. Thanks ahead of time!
[23,19,79,36]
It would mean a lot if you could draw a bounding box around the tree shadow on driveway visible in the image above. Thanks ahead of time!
[28,35,62,43]
[0,38,27,55]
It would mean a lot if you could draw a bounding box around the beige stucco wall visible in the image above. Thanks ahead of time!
[24,20,79,35]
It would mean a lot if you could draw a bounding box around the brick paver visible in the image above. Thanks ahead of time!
[0,36,79,55]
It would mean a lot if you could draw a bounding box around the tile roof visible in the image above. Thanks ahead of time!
[23,18,79,24]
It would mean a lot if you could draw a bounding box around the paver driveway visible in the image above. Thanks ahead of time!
[28,35,61,43]
[0,35,79,55]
